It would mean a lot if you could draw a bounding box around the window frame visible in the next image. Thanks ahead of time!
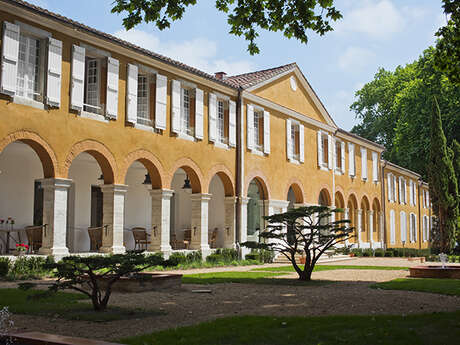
[136,73,151,126]
[253,109,264,152]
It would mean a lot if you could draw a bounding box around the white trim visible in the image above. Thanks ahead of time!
[80,111,108,123]
[80,43,110,58]
[133,123,154,133]
[176,132,196,142]
[12,95,45,109]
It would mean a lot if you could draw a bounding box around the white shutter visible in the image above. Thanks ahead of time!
[387,174,392,202]
[413,215,417,241]
[263,110,270,154]
[393,175,397,202]
[155,74,167,130]
[70,45,85,111]
[332,138,337,170]
[229,100,236,147]
[299,124,304,163]
[0,22,20,96]
[46,37,62,107]
[341,141,345,173]
[208,93,217,142]
[390,210,395,244]
[195,88,204,139]
[348,143,355,176]
[171,80,181,134]
[398,177,402,203]
[105,57,119,119]
[286,119,292,160]
[409,180,414,206]
[317,131,323,167]
[422,217,426,242]
[413,182,417,206]
[400,212,406,242]
[361,148,367,180]
[409,215,414,242]
[327,134,333,170]
[247,105,254,150]
[126,64,138,124]
[372,152,378,182]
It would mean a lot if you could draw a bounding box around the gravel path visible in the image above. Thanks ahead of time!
[6,262,460,341]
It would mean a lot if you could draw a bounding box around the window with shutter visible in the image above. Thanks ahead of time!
[155,74,167,130]
[195,88,204,139]
[390,210,395,244]
[299,124,304,163]
[137,74,150,125]
[46,37,62,107]
[361,147,367,180]
[253,110,263,151]
[1,22,20,96]
[212,95,229,146]
[229,100,236,147]
[287,120,302,163]
[372,152,378,182]
[400,211,407,243]
[348,143,355,176]
[16,34,43,101]
[263,110,270,154]
[334,140,344,173]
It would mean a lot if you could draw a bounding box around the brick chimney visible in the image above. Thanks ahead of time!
[214,71,227,80]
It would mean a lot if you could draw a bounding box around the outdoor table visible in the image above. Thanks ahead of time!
[0,228,25,254]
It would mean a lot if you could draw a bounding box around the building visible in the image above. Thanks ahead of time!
[0,0,431,257]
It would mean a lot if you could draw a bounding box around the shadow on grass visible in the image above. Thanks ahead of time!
[0,288,164,322]
[371,278,460,296]
[253,265,409,273]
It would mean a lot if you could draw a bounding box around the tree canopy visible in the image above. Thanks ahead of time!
[111,0,342,55]
[350,47,460,180]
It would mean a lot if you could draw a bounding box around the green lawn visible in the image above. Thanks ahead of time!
[253,264,409,272]
[372,278,460,296]
[0,288,163,321]
[119,312,460,345]
[182,271,329,286]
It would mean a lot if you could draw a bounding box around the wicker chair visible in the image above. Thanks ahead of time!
[25,224,46,253]
[131,227,150,250]
[87,226,104,251]
[183,229,192,249]
[209,228,218,248]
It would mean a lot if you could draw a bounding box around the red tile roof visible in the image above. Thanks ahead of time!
[226,63,297,88]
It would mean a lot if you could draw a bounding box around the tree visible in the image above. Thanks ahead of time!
[429,98,459,253]
[243,206,353,281]
[47,252,176,311]
[111,0,342,55]
[350,48,460,180]
[434,0,460,85]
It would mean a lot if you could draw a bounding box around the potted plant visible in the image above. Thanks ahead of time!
[15,243,28,256]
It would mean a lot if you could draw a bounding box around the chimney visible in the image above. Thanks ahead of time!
[214,71,227,80]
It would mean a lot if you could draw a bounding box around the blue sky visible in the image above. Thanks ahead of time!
[27,0,446,130]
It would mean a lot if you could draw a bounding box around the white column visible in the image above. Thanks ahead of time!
[224,196,237,248]
[369,210,374,247]
[357,209,363,247]
[39,178,72,256]
[149,189,173,257]
[239,197,250,258]
[379,211,384,246]
[190,193,212,257]
[100,184,127,254]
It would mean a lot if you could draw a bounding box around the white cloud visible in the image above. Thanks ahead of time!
[335,0,405,39]
[338,46,375,70]
[114,29,255,76]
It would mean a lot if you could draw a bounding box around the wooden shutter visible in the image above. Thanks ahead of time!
[195,88,204,139]
[332,138,337,170]
[327,134,333,170]
[348,143,355,176]
[387,174,392,202]
[263,110,270,154]
[208,93,217,142]
[155,74,167,130]
[46,37,62,107]
[400,212,406,242]
[286,119,292,160]
[361,148,367,180]
[105,57,119,119]
[247,105,254,150]
[126,64,138,124]
[398,177,403,203]
[372,152,378,182]
[341,141,345,173]
[70,45,85,111]
[299,124,304,163]
[171,80,181,133]
[409,214,413,242]
[409,180,414,206]
[229,100,236,147]
[0,22,20,96]
[390,210,395,244]
[317,131,323,167]
[413,182,417,206]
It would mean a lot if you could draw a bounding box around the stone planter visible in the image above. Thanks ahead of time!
[409,265,460,279]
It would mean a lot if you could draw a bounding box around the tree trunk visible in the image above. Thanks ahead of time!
[297,266,313,281]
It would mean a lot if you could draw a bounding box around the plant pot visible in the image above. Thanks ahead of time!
[15,250,26,256]
[349,253,355,257]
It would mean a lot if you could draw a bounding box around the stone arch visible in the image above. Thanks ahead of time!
[361,195,370,210]
[245,171,270,200]
[347,193,358,209]
[0,130,58,178]
[120,149,166,189]
[64,140,117,184]
[284,178,305,204]
[318,188,332,206]
[207,164,235,197]
[372,198,381,212]
[335,191,345,208]
[168,157,204,194]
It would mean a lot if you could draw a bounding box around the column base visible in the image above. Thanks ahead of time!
[200,245,211,259]
[99,245,126,254]
[38,246,69,256]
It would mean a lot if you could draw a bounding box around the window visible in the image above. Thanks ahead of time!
[247,104,270,154]
[400,211,407,243]
[361,147,368,180]
[334,140,345,173]
[137,74,150,126]
[409,180,417,206]
[254,110,263,151]
[84,58,101,114]
[390,210,395,244]
[410,213,417,242]
[348,143,355,176]
[181,87,193,136]
[209,93,235,146]
[217,100,229,144]
[317,131,331,169]
[387,173,396,203]
[423,216,429,242]
[372,152,378,182]
[16,34,42,101]
[287,119,303,162]
[399,177,407,204]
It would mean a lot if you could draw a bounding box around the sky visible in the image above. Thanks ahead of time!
[26,0,446,130]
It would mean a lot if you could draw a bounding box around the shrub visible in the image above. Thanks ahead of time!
[7,256,53,280]
[350,249,363,257]
[0,258,11,277]
[384,250,394,257]
[205,253,221,264]
[374,249,384,257]
[245,253,259,261]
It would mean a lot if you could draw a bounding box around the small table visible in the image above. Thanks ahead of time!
[0,228,25,254]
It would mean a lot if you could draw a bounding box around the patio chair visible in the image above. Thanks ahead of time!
[25,224,47,253]
[209,227,218,248]
[183,229,192,249]
[88,226,103,251]
[132,227,150,250]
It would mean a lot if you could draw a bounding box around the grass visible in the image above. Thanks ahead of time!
[372,278,460,296]
[119,312,460,345]
[182,271,329,286]
[0,288,163,321]
[253,264,409,272]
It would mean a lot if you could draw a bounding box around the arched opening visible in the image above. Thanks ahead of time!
[360,196,370,244]
[318,189,331,206]
[208,172,234,249]
[334,191,345,222]
[247,177,268,242]
[67,151,115,253]
[372,198,381,243]
[170,166,202,250]
[287,183,303,209]
[347,194,358,244]
[0,140,55,254]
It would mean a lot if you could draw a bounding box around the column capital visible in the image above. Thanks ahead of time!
[39,178,72,190]
[149,188,174,199]
[357,209,363,215]
[240,197,249,205]
[190,193,212,201]
[225,196,237,204]
[101,184,128,194]
[369,210,374,216]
